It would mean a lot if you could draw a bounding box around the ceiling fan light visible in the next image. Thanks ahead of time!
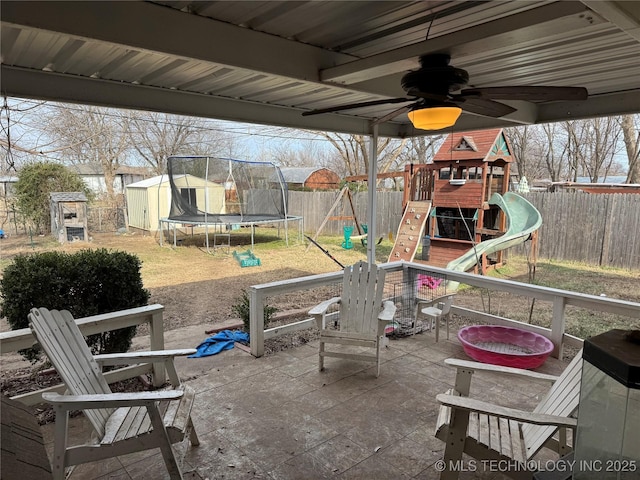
[408,107,462,130]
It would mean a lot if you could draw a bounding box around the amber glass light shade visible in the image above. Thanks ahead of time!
[408,107,462,130]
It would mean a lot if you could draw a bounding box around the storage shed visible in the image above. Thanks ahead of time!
[126,174,226,231]
[279,167,340,190]
[50,192,88,243]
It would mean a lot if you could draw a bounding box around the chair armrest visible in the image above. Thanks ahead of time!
[94,349,197,366]
[378,301,396,322]
[444,358,559,383]
[309,297,341,316]
[42,390,184,410]
[436,394,577,429]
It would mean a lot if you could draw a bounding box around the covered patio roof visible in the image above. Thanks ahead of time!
[2,1,640,138]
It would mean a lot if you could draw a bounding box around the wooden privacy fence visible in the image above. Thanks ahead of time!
[513,192,640,269]
[290,190,639,270]
[288,190,404,237]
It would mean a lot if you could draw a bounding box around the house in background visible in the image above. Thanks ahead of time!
[278,167,340,190]
[0,175,18,198]
[70,164,151,195]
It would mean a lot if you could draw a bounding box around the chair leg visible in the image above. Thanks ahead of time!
[319,340,325,372]
[148,404,184,480]
[375,336,381,378]
[446,315,450,340]
[52,405,69,480]
[434,316,440,342]
[187,417,200,446]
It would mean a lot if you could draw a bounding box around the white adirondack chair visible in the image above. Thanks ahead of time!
[435,350,583,480]
[309,260,396,377]
[28,307,200,480]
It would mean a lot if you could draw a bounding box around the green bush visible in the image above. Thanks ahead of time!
[231,289,277,333]
[0,248,150,362]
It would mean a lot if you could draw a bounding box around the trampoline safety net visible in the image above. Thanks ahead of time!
[167,156,288,224]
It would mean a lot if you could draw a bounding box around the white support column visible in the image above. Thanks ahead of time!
[551,295,567,359]
[367,124,379,265]
[249,287,265,357]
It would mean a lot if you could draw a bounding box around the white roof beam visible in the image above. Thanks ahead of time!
[0,0,355,83]
[321,2,591,85]
[0,65,403,138]
[581,1,640,41]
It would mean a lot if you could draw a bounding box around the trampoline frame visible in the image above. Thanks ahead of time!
[159,215,303,252]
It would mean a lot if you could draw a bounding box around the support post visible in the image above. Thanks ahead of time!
[249,287,265,357]
[367,124,378,265]
[551,296,567,359]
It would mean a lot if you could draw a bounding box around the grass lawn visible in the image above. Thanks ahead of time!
[0,228,638,342]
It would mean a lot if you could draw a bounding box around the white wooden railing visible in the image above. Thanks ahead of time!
[0,304,167,406]
[249,261,640,358]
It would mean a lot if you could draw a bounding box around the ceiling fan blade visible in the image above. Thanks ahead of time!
[371,103,416,126]
[302,97,413,116]
[461,86,588,102]
[453,97,517,118]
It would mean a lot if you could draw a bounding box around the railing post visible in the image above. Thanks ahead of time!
[149,309,166,387]
[249,287,265,357]
[551,296,567,359]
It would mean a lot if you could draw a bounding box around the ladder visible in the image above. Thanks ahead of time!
[388,201,431,262]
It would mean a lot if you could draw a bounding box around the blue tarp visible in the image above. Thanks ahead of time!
[188,330,249,358]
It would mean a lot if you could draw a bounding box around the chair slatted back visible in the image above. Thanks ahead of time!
[522,349,583,458]
[29,307,113,437]
[440,295,455,315]
[339,261,385,334]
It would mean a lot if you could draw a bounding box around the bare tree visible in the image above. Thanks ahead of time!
[318,132,407,184]
[540,123,571,182]
[128,111,235,174]
[621,114,639,183]
[268,139,328,168]
[564,117,622,182]
[508,125,564,181]
[43,105,131,199]
[0,97,53,172]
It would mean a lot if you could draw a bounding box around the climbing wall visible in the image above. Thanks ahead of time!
[388,201,431,262]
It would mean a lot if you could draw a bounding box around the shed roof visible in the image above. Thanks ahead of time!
[126,174,223,189]
[433,128,513,163]
[50,192,87,202]
[126,175,170,188]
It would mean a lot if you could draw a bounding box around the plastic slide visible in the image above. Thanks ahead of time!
[445,192,542,290]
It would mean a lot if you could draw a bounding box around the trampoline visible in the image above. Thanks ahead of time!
[159,156,302,252]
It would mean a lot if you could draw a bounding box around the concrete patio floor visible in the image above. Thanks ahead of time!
[41,327,572,480]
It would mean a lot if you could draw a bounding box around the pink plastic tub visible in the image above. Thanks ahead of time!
[457,325,554,369]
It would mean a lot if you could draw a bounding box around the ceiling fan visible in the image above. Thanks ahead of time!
[302,54,588,129]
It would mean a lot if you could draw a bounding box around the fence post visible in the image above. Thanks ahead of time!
[249,287,265,357]
[149,309,166,387]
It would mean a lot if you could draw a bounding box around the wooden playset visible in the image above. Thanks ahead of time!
[393,128,515,273]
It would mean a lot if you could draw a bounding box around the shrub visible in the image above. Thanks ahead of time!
[231,289,277,333]
[14,161,92,234]
[0,248,150,362]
